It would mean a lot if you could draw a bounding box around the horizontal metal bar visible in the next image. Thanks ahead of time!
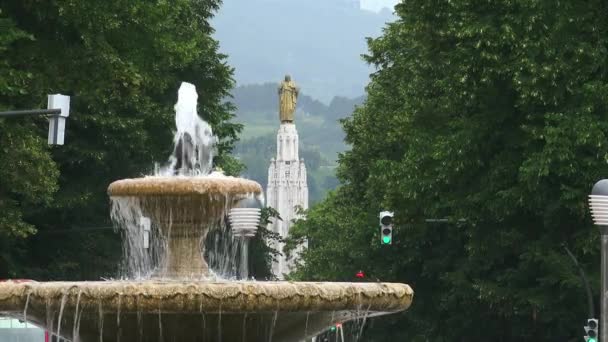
[424,218,467,223]
[0,109,61,117]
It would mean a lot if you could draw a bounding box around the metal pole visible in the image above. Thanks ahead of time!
[0,109,61,117]
[602,226,608,342]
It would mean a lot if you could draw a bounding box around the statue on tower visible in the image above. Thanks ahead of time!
[278,75,299,123]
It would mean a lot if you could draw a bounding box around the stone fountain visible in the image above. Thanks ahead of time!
[0,83,413,341]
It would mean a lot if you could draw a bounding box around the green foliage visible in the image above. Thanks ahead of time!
[0,12,60,275]
[0,13,56,233]
[0,0,242,279]
[248,207,283,280]
[234,133,335,203]
[289,0,608,340]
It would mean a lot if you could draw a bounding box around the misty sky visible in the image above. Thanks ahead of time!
[360,0,399,12]
[214,0,395,100]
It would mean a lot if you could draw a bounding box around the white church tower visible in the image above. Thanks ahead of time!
[267,76,309,279]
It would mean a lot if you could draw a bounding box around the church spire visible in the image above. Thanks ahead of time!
[267,75,308,279]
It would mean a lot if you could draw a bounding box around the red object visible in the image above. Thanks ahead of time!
[335,323,343,328]
[45,331,49,342]
[355,271,365,279]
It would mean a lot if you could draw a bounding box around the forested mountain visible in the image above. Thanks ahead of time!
[213,0,393,101]
[232,83,364,119]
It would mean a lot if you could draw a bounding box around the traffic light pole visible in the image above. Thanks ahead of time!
[601,227,608,342]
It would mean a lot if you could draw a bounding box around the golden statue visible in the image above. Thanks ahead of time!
[278,75,299,123]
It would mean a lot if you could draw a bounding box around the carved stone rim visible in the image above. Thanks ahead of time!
[0,281,413,314]
[108,176,263,197]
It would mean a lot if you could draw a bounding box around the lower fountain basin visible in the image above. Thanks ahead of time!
[0,280,413,342]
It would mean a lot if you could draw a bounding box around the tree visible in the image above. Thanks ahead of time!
[248,207,283,280]
[289,0,608,340]
[0,0,242,280]
[0,11,60,277]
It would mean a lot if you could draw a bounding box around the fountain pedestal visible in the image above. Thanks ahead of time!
[162,221,208,278]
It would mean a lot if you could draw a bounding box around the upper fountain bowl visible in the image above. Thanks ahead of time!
[108,174,262,198]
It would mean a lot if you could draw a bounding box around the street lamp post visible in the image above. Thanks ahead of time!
[589,179,608,342]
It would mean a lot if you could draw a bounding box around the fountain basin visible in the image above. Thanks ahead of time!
[0,280,413,341]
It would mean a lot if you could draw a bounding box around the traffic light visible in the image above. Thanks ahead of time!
[379,211,394,244]
[584,318,598,342]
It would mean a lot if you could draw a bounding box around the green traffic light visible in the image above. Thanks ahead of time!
[382,236,391,244]
[330,326,336,332]
[588,339,597,342]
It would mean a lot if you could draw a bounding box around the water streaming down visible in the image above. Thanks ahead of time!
[268,310,278,342]
[137,298,143,342]
[304,311,310,339]
[45,298,52,340]
[73,290,82,342]
[116,294,122,342]
[23,291,30,326]
[56,292,68,339]
[157,308,163,342]
[111,197,165,279]
[206,229,252,280]
[98,301,104,342]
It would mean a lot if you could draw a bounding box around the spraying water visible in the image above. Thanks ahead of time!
[110,82,258,280]
[158,82,217,176]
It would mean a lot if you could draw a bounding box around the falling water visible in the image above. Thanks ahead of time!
[73,290,82,342]
[98,301,104,342]
[201,313,207,341]
[239,238,250,280]
[218,301,223,342]
[242,313,248,342]
[23,290,30,325]
[137,296,143,342]
[268,311,279,342]
[304,311,310,339]
[206,224,252,280]
[45,298,52,340]
[116,294,122,342]
[158,307,163,342]
[56,292,67,339]
[74,306,84,342]
[111,197,166,279]
[356,305,372,341]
